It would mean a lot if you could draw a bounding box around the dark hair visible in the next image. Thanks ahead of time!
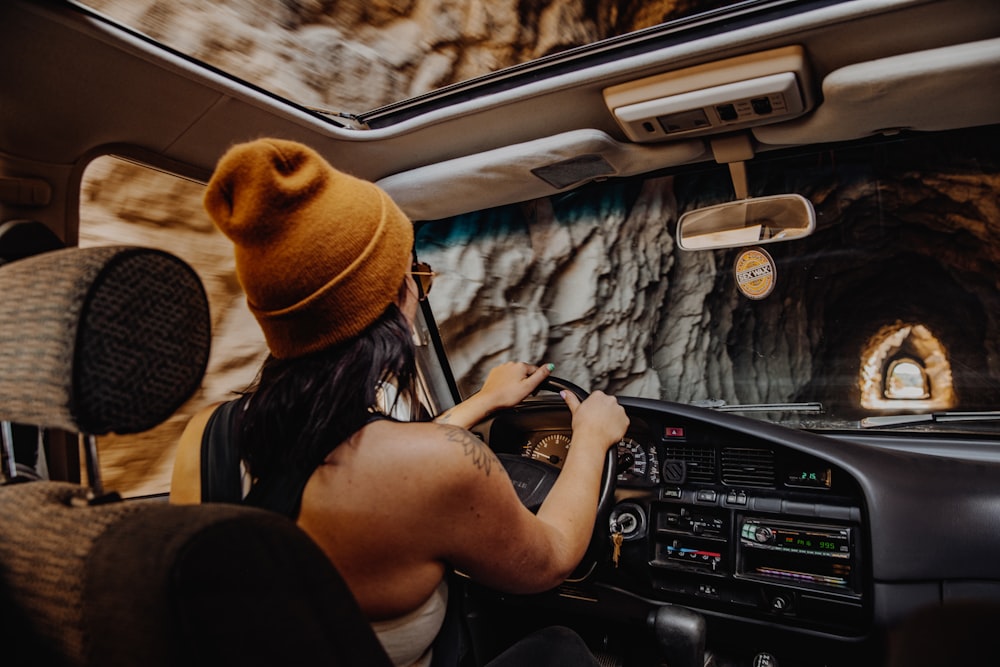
[237,285,418,517]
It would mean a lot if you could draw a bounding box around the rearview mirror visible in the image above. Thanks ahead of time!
[677,194,815,251]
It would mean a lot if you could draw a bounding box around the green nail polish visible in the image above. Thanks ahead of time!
[547,363,555,371]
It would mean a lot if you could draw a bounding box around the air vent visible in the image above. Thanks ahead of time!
[662,446,716,484]
[531,154,616,189]
[721,447,776,487]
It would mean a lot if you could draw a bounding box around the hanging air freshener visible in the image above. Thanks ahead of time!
[734,246,776,299]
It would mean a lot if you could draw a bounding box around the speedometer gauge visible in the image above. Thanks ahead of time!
[617,437,647,483]
[524,433,570,467]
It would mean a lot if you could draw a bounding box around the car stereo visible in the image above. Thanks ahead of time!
[737,517,856,592]
[645,501,866,632]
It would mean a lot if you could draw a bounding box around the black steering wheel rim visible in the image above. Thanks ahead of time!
[495,376,618,580]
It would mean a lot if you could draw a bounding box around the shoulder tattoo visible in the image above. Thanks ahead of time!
[440,425,497,476]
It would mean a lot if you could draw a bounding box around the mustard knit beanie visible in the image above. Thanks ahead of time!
[204,138,414,359]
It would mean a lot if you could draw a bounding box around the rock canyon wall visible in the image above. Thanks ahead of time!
[75,1,1000,496]
[78,0,713,495]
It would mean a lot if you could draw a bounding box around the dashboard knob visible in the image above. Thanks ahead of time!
[754,526,774,543]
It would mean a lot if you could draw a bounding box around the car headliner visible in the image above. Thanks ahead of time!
[1,0,998,225]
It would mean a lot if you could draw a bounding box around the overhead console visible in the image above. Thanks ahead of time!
[603,46,815,143]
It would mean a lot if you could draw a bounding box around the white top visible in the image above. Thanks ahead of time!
[371,579,448,667]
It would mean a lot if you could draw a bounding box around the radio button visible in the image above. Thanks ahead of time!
[697,584,719,597]
[725,490,749,505]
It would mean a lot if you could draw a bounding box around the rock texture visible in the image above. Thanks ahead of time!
[77,0,709,495]
[421,128,1000,423]
[75,1,999,497]
[82,0,705,112]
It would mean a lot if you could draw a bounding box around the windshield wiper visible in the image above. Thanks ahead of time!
[860,411,1000,429]
[691,400,824,413]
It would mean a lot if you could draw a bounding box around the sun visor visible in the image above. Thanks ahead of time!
[755,38,1000,145]
[377,129,705,221]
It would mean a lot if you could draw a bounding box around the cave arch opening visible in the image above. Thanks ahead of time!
[800,253,989,419]
[859,324,954,411]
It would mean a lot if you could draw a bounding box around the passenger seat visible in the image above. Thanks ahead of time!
[0,244,392,667]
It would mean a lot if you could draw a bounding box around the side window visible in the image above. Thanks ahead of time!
[79,156,265,497]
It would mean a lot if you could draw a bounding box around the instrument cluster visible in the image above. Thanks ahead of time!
[521,429,661,487]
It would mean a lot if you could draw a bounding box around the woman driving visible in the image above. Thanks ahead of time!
[170,138,629,666]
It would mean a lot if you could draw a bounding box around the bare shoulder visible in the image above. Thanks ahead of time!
[372,420,503,481]
[169,402,223,504]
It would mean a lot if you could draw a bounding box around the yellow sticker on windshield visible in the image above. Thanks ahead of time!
[734,247,776,300]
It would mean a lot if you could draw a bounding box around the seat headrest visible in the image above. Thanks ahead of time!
[0,246,211,435]
[0,219,64,266]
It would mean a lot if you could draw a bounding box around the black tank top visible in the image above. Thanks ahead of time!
[200,398,391,518]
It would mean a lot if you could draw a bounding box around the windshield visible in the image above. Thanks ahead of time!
[415,126,1000,433]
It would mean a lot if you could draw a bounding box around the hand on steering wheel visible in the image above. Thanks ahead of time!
[495,377,620,580]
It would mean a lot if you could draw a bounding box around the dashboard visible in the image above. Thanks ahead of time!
[475,393,1000,660]
[485,396,868,637]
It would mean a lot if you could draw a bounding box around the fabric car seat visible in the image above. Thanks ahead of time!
[0,244,392,667]
[0,219,66,481]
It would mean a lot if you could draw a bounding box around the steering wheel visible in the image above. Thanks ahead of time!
[495,377,618,579]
